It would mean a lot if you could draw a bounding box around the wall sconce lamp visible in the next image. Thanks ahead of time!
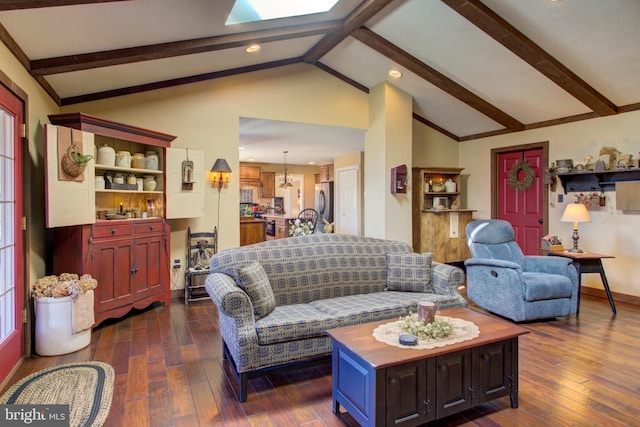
[209,158,232,190]
[560,202,591,253]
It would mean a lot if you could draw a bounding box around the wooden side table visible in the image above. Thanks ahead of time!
[547,251,616,315]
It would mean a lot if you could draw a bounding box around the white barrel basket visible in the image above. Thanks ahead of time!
[35,296,91,356]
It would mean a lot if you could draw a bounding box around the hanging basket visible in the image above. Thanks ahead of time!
[60,144,87,178]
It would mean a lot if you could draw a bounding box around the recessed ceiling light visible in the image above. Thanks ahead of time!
[389,69,402,78]
[308,161,315,165]
[239,146,246,150]
[246,44,261,53]
[248,158,255,162]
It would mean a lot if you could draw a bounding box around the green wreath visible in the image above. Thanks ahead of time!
[508,160,536,192]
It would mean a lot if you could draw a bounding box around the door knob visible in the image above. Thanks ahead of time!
[538,218,544,224]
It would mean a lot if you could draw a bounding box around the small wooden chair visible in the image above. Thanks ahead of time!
[184,226,217,303]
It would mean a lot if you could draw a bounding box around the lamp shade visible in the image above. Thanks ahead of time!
[210,158,232,173]
[560,203,591,223]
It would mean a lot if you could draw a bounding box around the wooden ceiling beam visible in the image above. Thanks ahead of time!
[303,0,395,64]
[442,0,618,116]
[60,57,302,106]
[353,27,524,131]
[30,21,340,76]
[0,0,129,11]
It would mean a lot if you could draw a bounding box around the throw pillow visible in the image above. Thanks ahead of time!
[386,252,433,293]
[237,261,276,320]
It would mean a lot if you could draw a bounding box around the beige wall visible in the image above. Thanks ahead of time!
[0,43,60,288]
[364,82,413,243]
[460,110,640,298]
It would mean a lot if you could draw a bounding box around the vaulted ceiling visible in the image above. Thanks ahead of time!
[1,0,639,146]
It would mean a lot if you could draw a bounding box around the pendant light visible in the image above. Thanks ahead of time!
[280,151,293,188]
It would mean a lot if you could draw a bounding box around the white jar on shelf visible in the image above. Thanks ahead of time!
[445,179,457,193]
[143,175,157,191]
[115,151,132,168]
[145,151,159,170]
[96,143,115,166]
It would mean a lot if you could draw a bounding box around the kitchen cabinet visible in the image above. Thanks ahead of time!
[53,219,170,326]
[239,165,261,181]
[319,164,334,182]
[412,167,474,263]
[260,171,275,198]
[45,113,199,326]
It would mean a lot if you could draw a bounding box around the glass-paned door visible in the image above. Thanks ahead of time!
[0,83,24,383]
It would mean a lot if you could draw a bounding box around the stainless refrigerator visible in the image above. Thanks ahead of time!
[314,182,334,233]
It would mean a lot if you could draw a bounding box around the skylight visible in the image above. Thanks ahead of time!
[227,0,339,25]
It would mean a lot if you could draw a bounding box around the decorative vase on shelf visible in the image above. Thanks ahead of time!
[96,143,115,166]
[431,182,445,192]
[445,179,457,193]
[145,151,159,170]
[115,150,132,168]
[132,152,146,169]
[143,175,157,191]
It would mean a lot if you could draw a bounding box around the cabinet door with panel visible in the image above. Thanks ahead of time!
[132,235,165,301]
[260,171,275,198]
[474,340,513,405]
[435,349,473,419]
[385,361,429,427]
[320,164,334,182]
[90,238,135,316]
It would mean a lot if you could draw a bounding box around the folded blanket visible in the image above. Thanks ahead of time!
[72,290,95,333]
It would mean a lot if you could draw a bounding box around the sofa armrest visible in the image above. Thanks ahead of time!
[205,273,255,322]
[432,261,465,296]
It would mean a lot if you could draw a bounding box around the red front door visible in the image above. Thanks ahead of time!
[0,83,24,382]
[497,148,545,255]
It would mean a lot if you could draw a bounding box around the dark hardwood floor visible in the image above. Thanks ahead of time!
[2,293,639,427]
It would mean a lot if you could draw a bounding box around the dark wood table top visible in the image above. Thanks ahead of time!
[326,308,529,369]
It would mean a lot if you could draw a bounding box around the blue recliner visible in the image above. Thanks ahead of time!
[464,219,578,322]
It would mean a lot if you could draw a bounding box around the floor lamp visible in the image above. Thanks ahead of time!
[560,203,591,253]
[210,158,232,252]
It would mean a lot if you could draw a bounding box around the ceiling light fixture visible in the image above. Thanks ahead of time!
[246,44,261,53]
[389,69,402,78]
[280,151,294,188]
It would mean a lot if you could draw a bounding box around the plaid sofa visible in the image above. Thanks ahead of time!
[205,233,467,401]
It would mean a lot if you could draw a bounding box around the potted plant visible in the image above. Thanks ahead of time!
[61,144,93,178]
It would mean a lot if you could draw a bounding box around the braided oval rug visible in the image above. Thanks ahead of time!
[0,361,114,427]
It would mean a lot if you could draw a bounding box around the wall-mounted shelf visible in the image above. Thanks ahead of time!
[557,169,640,193]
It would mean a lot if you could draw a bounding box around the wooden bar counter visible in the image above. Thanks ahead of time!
[239,216,265,246]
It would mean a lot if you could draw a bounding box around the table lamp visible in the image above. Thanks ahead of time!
[560,203,591,253]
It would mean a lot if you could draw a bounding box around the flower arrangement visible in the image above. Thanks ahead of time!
[401,312,454,339]
[288,218,314,236]
[32,273,97,299]
[575,192,604,206]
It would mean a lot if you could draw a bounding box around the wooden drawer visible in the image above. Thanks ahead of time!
[134,220,164,236]
[93,223,134,238]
